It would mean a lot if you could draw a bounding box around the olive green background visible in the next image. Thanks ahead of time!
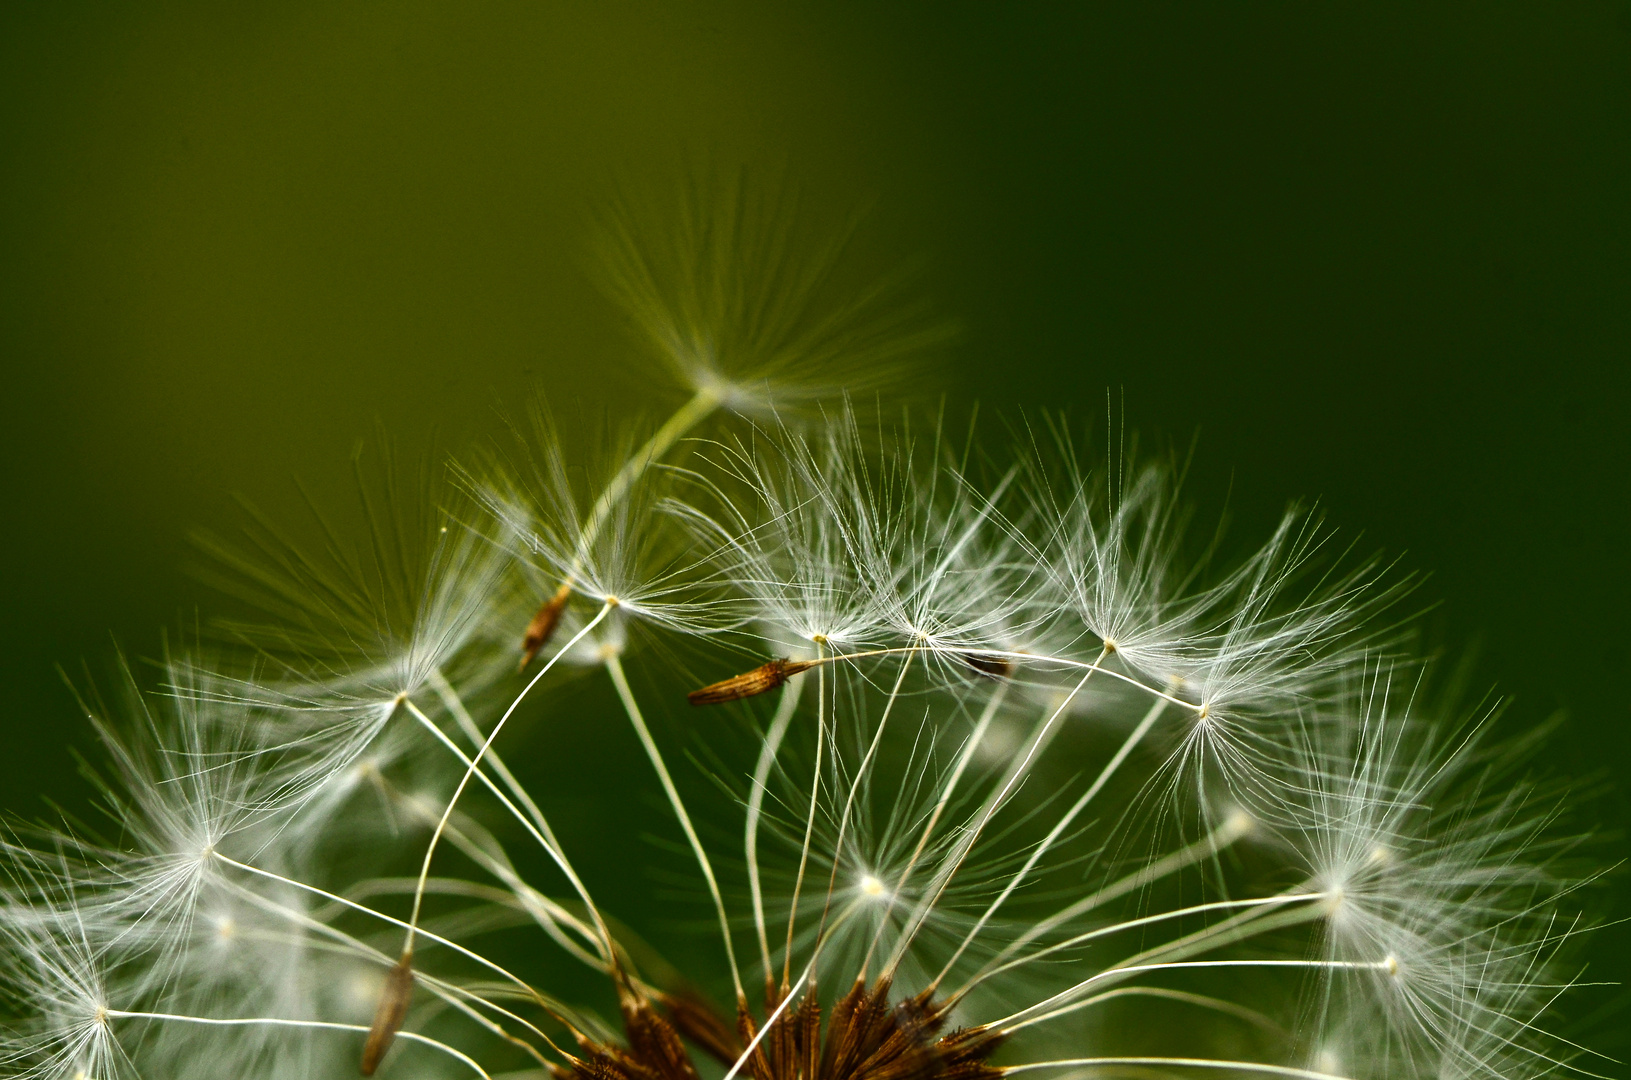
[3,0,1628,1045]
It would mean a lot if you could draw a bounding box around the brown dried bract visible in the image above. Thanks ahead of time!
[360,952,416,1075]
[521,582,575,670]
[565,981,1003,1080]
[687,659,819,706]
[659,991,743,1067]
[955,653,1011,680]
[623,994,703,1080]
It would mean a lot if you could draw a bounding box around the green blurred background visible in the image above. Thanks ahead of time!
[2,0,1627,1044]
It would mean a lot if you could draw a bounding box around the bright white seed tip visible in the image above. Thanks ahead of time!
[860,874,887,898]
[1222,808,1255,838]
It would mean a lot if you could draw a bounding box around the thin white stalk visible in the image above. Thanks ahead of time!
[103,1010,493,1079]
[996,958,1394,1033]
[971,892,1328,987]
[868,683,1008,975]
[571,387,720,578]
[1003,1058,1354,1080]
[604,651,744,1003]
[747,675,804,990]
[782,643,1202,715]
[1106,894,1325,975]
[400,699,559,857]
[346,873,602,971]
[977,650,1191,712]
[405,601,613,956]
[378,790,608,971]
[216,854,544,1005]
[1057,986,1286,1035]
[961,810,1254,992]
[429,668,561,849]
[888,685,1078,980]
[782,640,826,989]
[925,661,1124,988]
[722,964,812,1080]
[409,969,561,1068]
[810,648,916,971]
[221,879,565,1064]
[397,695,612,960]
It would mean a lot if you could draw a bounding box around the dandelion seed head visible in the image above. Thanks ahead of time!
[0,862,128,1080]
[3,325,1601,1079]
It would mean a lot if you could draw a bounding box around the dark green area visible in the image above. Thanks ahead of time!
[3,0,1627,1043]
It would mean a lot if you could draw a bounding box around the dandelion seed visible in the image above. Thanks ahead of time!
[688,658,818,705]
[595,171,952,414]
[359,952,415,1075]
[520,581,574,669]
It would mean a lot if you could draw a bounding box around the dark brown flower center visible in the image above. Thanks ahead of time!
[559,979,1004,1080]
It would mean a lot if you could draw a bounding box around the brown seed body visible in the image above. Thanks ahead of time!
[360,952,416,1075]
[521,582,575,670]
[687,659,818,706]
[956,653,1011,680]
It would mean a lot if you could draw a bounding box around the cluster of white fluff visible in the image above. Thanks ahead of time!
[0,192,1606,1080]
